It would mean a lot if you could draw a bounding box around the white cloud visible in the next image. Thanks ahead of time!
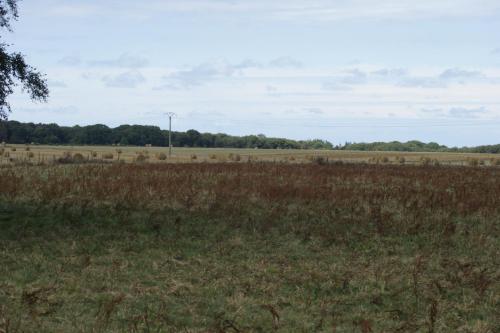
[47,80,68,88]
[102,71,146,88]
[89,54,149,68]
[398,77,446,88]
[439,68,482,80]
[17,106,79,114]
[420,106,488,118]
[448,107,487,118]
[303,107,323,115]
[371,68,407,77]
[269,57,303,68]
[41,0,500,21]
[58,56,82,66]
[159,61,236,90]
[47,4,99,17]
[158,57,304,90]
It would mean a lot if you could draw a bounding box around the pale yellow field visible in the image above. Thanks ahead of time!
[1,143,499,166]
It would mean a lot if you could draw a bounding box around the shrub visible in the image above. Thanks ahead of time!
[72,153,85,163]
[11,147,16,152]
[420,157,432,166]
[229,153,241,162]
[381,156,390,164]
[57,152,74,164]
[288,156,296,161]
[209,154,217,160]
[103,153,114,160]
[136,153,148,163]
[398,156,406,164]
[467,158,479,167]
[27,151,35,159]
[156,153,167,161]
[25,146,30,151]
[312,156,327,165]
[91,151,98,158]
[191,154,197,160]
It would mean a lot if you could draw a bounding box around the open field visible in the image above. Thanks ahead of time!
[0,162,499,332]
[1,144,500,166]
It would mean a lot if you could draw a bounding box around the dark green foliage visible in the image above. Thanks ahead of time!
[0,0,49,120]
[0,120,334,149]
[341,140,500,154]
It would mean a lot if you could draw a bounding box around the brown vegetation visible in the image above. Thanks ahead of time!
[0,162,498,331]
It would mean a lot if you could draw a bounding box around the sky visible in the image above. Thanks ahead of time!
[4,0,500,146]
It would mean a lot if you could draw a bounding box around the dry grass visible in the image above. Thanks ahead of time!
[0,144,499,166]
[0,162,498,331]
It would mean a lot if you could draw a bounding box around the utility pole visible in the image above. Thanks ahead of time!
[165,112,176,157]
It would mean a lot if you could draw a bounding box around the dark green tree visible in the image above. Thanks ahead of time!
[0,0,48,120]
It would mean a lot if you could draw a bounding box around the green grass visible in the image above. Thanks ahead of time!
[1,202,498,332]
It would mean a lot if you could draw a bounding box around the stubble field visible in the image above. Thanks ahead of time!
[0,160,499,332]
[2,144,500,166]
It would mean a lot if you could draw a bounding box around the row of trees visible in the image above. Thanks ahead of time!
[2,121,498,153]
[340,140,500,154]
[0,121,333,149]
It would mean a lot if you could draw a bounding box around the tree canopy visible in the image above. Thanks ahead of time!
[0,121,335,149]
[0,0,48,120]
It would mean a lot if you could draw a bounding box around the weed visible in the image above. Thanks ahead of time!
[312,156,327,165]
[73,153,85,163]
[135,153,149,163]
[0,163,498,331]
[467,158,479,167]
[420,157,432,166]
[228,153,241,162]
[156,153,167,161]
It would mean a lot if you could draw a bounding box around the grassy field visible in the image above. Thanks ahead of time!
[1,143,500,166]
[0,161,499,332]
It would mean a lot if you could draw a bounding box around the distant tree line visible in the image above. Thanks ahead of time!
[339,140,500,154]
[0,121,333,149]
[2,121,499,153]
